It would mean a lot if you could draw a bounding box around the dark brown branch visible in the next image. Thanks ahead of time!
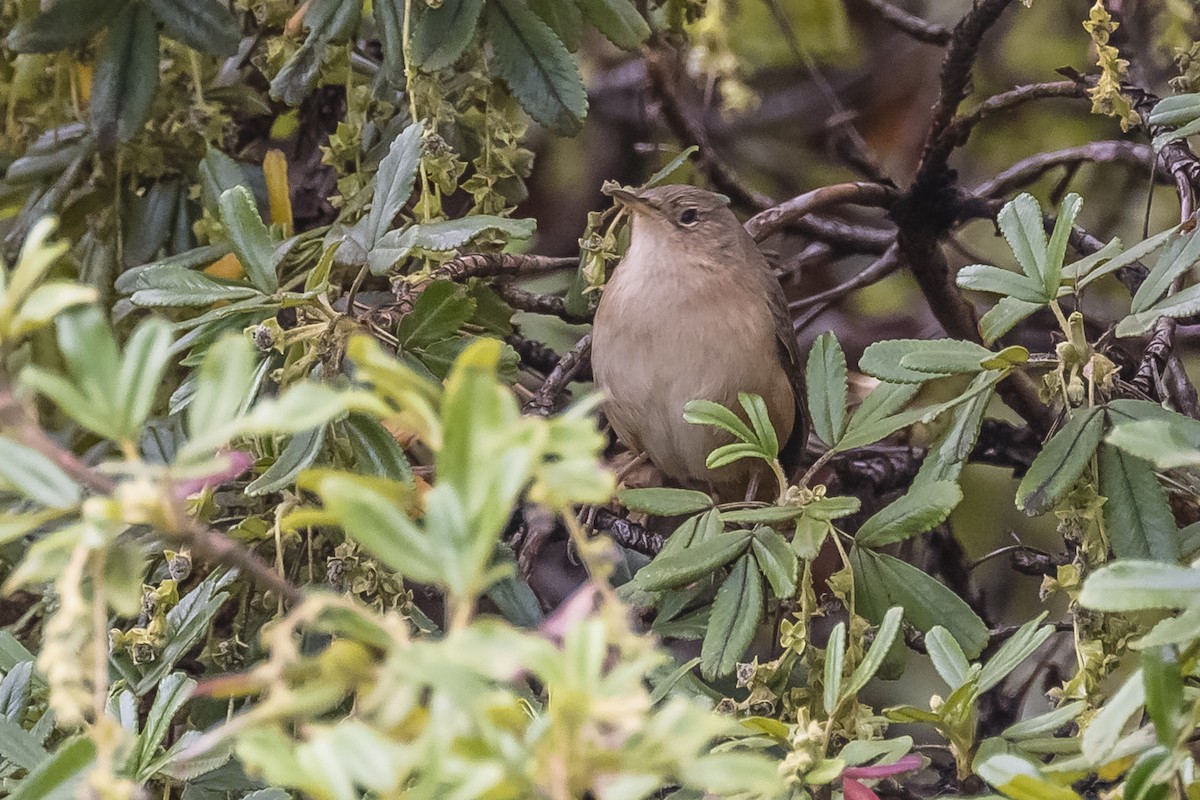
[859,0,952,46]
[494,285,592,325]
[593,508,664,556]
[972,141,1159,199]
[790,243,901,320]
[424,253,577,283]
[950,80,1088,137]
[525,334,592,416]
[745,182,899,241]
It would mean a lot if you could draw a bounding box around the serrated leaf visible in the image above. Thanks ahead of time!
[6,0,122,53]
[128,267,262,307]
[369,216,536,274]
[911,375,993,489]
[683,399,756,444]
[618,487,713,516]
[245,426,326,496]
[1097,444,1179,562]
[115,318,173,439]
[397,280,476,349]
[6,736,95,800]
[720,505,806,524]
[853,547,987,657]
[1072,226,1176,288]
[341,413,414,487]
[147,0,239,56]
[373,0,406,85]
[1081,670,1145,764]
[1044,193,1082,296]
[187,334,257,439]
[823,622,846,714]
[750,527,797,598]
[855,481,962,547]
[980,296,1042,344]
[411,0,485,70]
[90,2,159,148]
[578,0,650,49]
[739,392,778,456]
[897,339,997,376]
[529,0,582,50]
[925,626,971,689]
[485,0,587,136]
[636,531,752,591]
[1117,281,1200,337]
[1106,417,1200,468]
[1079,561,1200,611]
[1131,228,1200,314]
[859,339,950,383]
[792,515,830,560]
[217,187,277,293]
[843,606,904,698]
[998,193,1048,285]
[956,264,1047,302]
[807,332,848,446]
[365,124,425,249]
[701,554,762,679]
[1016,407,1104,515]
[978,615,1051,692]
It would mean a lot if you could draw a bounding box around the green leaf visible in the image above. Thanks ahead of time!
[739,393,778,457]
[577,0,650,49]
[644,146,698,187]
[218,187,278,293]
[853,547,988,657]
[147,0,239,56]
[1141,647,1183,746]
[636,531,752,591]
[998,193,1048,286]
[1097,444,1179,562]
[116,318,173,440]
[750,527,797,599]
[978,615,1052,692]
[341,413,414,487]
[129,673,195,778]
[719,505,806,524]
[855,481,962,547]
[1106,417,1200,469]
[1131,228,1200,314]
[911,375,994,489]
[412,0,485,70]
[1043,193,1083,297]
[186,334,257,440]
[1002,701,1087,740]
[128,266,263,307]
[823,622,846,714]
[925,626,971,689]
[529,0,582,50]
[706,442,767,469]
[618,487,713,516]
[7,736,95,800]
[485,0,588,136]
[1016,407,1105,515]
[365,124,425,249]
[1071,226,1176,289]
[369,216,536,274]
[898,339,997,376]
[843,605,904,698]
[246,426,327,496]
[701,554,762,679]
[806,331,848,447]
[1079,561,1200,611]
[845,381,920,435]
[980,296,1042,345]
[956,264,1046,302]
[0,436,82,509]
[396,280,476,350]
[683,399,756,444]
[859,339,952,383]
[90,2,159,148]
[792,515,830,560]
[0,714,48,771]
[1117,281,1200,337]
[373,0,407,85]
[1133,605,1200,649]
[1081,669,1145,764]
[6,0,122,53]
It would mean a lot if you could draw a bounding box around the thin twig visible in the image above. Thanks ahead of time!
[525,334,592,416]
[494,285,593,325]
[745,182,898,241]
[972,141,1160,199]
[950,80,1087,138]
[859,0,952,45]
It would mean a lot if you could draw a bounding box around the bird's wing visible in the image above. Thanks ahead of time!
[747,239,809,478]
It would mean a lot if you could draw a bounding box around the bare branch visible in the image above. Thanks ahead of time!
[745,182,898,241]
[525,334,592,416]
[972,140,1159,198]
[859,0,952,46]
[494,285,592,325]
[951,80,1088,137]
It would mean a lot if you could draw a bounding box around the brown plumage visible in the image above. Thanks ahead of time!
[591,184,808,495]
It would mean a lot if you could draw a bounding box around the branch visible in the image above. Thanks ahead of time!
[0,389,304,606]
[791,244,902,330]
[859,0,952,46]
[971,141,1160,199]
[525,333,592,416]
[422,253,577,283]
[494,285,592,325]
[950,80,1088,137]
[745,182,899,241]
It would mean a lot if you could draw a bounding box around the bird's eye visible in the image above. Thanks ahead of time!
[679,207,700,225]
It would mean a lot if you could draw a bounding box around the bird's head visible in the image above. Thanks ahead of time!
[603,184,740,255]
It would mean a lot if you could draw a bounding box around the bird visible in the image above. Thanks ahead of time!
[591,184,808,498]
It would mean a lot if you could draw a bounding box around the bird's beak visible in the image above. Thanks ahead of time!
[603,185,653,214]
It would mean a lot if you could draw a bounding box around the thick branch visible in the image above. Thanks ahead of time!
[745,182,899,241]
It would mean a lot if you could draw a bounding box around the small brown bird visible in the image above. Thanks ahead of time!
[591,184,808,495]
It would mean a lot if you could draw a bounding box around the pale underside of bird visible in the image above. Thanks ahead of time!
[591,184,808,497]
